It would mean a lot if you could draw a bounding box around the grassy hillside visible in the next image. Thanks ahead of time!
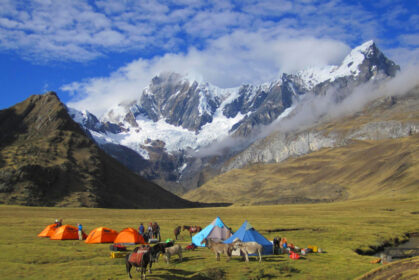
[0,92,196,208]
[0,200,418,279]
[183,134,419,205]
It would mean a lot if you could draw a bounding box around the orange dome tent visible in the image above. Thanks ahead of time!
[113,228,145,245]
[50,225,87,240]
[85,227,119,244]
[38,224,59,237]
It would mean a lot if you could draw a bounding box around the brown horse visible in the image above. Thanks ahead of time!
[182,225,202,237]
[174,226,181,240]
[150,241,174,263]
[125,246,152,279]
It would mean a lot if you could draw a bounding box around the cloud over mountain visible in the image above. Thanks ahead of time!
[64,35,349,116]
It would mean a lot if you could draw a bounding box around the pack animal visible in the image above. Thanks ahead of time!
[232,238,263,262]
[150,241,174,263]
[201,238,233,261]
[125,246,152,279]
[164,244,183,264]
[182,225,202,237]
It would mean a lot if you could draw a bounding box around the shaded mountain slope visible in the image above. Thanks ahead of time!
[183,91,419,205]
[0,92,197,208]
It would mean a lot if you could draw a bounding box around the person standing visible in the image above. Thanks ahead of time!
[147,223,153,237]
[77,223,83,240]
[138,223,145,236]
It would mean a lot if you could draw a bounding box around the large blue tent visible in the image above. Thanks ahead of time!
[223,220,273,255]
[192,217,233,247]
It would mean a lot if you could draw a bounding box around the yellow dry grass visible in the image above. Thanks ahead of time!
[183,134,419,205]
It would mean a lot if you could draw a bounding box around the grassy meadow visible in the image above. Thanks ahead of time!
[1,198,418,280]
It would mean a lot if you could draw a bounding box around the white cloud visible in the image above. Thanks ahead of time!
[385,47,419,68]
[2,0,417,118]
[64,31,349,116]
[268,65,419,135]
[399,34,419,47]
[1,0,416,63]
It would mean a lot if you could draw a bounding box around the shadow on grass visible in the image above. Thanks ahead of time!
[151,268,225,280]
[162,256,199,264]
[227,255,288,263]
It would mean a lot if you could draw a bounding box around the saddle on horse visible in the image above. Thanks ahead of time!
[129,248,150,266]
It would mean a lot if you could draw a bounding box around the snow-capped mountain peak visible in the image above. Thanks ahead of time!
[294,40,383,90]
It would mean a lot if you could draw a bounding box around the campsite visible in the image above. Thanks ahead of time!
[1,198,418,279]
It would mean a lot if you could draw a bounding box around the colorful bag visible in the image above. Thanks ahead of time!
[290,252,300,260]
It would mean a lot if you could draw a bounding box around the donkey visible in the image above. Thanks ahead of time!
[125,246,152,279]
[201,238,233,261]
[232,238,263,262]
[164,244,183,264]
[182,225,202,237]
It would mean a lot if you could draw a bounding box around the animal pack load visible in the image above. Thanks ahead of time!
[128,248,150,266]
[85,227,118,244]
[38,224,59,238]
[126,247,152,279]
[50,224,87,240]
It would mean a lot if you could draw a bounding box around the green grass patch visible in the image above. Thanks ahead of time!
[0,198,418,279]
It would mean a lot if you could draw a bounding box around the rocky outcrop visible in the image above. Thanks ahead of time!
[223,120,419,172]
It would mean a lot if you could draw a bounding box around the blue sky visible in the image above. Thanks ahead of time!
[0,0,418,116]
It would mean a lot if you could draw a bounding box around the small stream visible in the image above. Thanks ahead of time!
[374,235,419,262]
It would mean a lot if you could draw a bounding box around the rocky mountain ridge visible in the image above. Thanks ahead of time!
[69,41,405,194]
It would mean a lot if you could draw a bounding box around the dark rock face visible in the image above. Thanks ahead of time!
[138,73,219,132]
[230,82,289,136]
[0,92,197,208]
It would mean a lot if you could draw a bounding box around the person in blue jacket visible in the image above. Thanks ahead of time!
[77,223,83,240]
[138,223,145,236]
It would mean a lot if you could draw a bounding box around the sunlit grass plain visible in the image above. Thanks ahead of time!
[1,198,418,279]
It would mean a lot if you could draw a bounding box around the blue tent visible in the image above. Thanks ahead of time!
[192,217,233,247]
[224,220,273,255]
